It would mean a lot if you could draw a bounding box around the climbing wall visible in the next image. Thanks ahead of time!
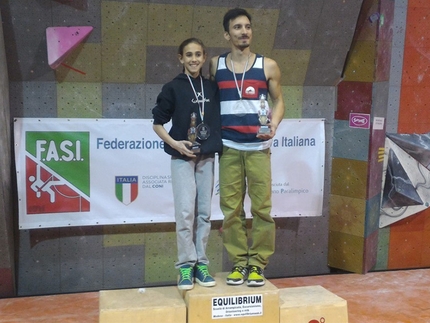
[0,0,370,296]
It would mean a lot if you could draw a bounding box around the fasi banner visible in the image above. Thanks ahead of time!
[14,118,325,229]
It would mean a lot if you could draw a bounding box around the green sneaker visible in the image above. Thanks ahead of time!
[226,266,248,285]
[178,265,194,290]
[247,265,265,287]
[195,263,216,287]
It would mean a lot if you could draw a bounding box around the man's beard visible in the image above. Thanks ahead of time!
[238,43,250,49]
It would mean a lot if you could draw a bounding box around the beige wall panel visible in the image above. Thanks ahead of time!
[271,49,311,86]
[101,2,147,83]
[247,8,280,57]
[103,224,145,247]
[329,195,366,237]
[205,228,224,275]
[282,86,303,118]
[147,4,194,46]
[102,2,148,45]
[102,42,146,83]
[328,231,365,273]
[57,82,102,118]
[192,6,229,48]
[343,40,376,82]
[144,230,177,283]
[55,44,102,83]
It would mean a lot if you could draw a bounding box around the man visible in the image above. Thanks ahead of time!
[210,8,285,287]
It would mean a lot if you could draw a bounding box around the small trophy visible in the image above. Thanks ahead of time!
[188,112,201,153]
[258,94,270,134]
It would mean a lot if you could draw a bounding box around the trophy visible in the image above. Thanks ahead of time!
[188,112,201,153]
[258,94,270,134]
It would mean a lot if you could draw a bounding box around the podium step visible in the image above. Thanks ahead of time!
[183,272,279,323]
[98,278,348,323]
[279,285,348,323]
[99,286,186,323]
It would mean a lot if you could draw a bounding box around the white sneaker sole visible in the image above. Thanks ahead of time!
[196,279,216,287]
[226,279,245,285]
[247,280,265,287]
[178,283,194,290]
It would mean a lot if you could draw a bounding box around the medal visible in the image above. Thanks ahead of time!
[186,74,210,141]
[196,123,210,140]
[232,100,247,116]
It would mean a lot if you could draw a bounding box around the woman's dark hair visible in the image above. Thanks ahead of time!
[223,8,252,32]
[178,37,206,56]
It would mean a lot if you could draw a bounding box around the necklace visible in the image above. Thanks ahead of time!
[231,53,251,100]
[186,74,210,140]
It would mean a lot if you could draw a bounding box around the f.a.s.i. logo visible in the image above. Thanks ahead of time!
[25,131,90,214]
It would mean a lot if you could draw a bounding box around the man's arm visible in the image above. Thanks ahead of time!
[259,57,285,140]
[209,56,219,81]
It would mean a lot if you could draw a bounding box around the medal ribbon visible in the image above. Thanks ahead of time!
[186,74,205,123]
[231,54,250,100]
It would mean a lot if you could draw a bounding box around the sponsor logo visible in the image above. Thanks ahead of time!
[349,113,370,129]
[25,131,90,214]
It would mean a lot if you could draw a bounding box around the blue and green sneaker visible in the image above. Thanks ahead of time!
[178,265,194,290]
[195,263,216,287]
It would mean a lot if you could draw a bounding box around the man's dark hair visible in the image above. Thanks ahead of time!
[223,8,252,32]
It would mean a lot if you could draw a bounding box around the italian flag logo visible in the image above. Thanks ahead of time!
[115,176,138,205]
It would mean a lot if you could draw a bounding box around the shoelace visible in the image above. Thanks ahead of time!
[197,265,210,278]
[234,266,248,275]
[179,267,193,280]
[249,266,262,275]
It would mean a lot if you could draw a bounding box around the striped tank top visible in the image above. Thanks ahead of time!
[215,53,271,150]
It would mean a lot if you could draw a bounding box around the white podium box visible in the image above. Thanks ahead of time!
[184,272,280,323]
[279,285,348,323]
[99,286,186,323]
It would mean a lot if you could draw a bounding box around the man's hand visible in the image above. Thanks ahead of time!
[257,122,278,140]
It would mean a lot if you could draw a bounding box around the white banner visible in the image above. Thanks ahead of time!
[14,118,325,229]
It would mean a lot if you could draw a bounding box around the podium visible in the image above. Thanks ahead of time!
[99,274,348,323]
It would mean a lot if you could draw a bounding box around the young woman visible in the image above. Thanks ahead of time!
[152,38,222,290]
